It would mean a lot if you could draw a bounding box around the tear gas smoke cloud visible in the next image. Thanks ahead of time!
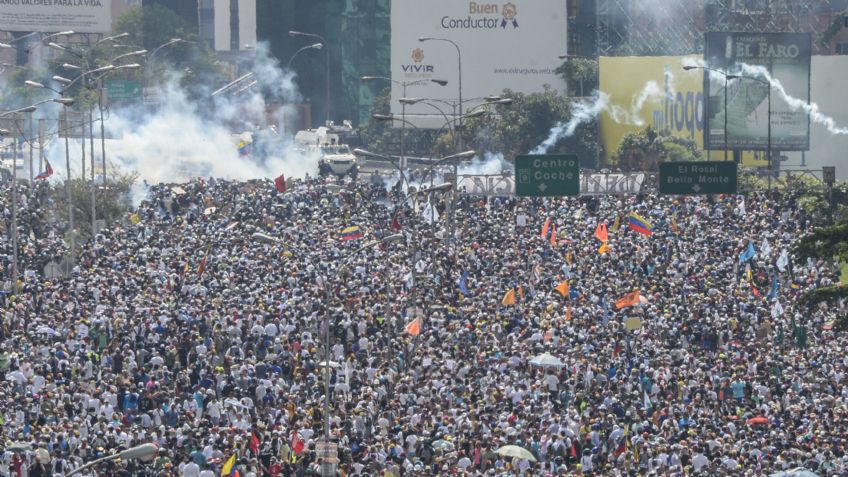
[38,42,317,200]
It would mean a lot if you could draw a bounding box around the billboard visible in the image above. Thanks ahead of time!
[0,2,111,33]
[704,32,811,151]
[599,56,766,167]
[390,0,567,128]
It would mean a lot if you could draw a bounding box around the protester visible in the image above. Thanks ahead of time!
[0,174,845,477]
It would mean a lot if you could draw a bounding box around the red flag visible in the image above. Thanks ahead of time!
[540,217,551,239]
[390,209,402,231]
[595,222,609,242]
[274,174,286,193]
[197,256,207,277]
[751,284,761,298]
[404,317,422,336]
[550,225,557,247]
[290,431,305,455]
[249,431,260,454]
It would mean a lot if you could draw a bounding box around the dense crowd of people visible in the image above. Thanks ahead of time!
[0,173,845,477]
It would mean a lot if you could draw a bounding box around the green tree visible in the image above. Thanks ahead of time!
[461,87,598,167]
[555,57,598,97]
[52,170,137,242]
[794,220,848,328]
[613,126,702,171]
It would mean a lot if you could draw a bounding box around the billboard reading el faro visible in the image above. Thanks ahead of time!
[390,0,567,128]
[704,32,811,151]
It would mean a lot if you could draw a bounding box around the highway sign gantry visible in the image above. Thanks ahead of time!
[658,161,738,195]
[515,154,580,197]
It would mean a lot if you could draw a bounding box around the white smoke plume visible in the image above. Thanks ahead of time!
[681,57,848,136]
[530,79,668,155]
[41,42,316,196]
[737,63,848,136]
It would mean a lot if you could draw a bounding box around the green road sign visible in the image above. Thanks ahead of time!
[104,80,142,104]
[659,161,738,195]
[515,154,579,197]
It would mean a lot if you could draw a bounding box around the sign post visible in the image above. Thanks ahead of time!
[658,161,738,195]
[514,154,579,197]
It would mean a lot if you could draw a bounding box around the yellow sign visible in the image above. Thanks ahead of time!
[599,56,764,167]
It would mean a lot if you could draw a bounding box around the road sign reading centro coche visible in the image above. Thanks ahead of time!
[515,154,580,197]
[658,161,738,195]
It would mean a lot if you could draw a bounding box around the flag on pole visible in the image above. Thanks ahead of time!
[290,431,305,455]
[550,225,557,247]
[404,317,422,336]
[221,454,237,476]
[34,160,54,180]
[554,280,569,297]
[611,214,622,233]
[341,226,363,241]
[670,211,680,234]
[627,212,653,236]
[594,222,608,242]
[249,431,260,454]
[517,285,524,300]
[738,242,756,264]
[565,305,572,321]
[768,274,779,299]
[501,288,516,306]
[274,174,286,193]
[777,250,789,272]
[761,237,772,256]
[771,300,784,318]
[615,290,641,309]
[457,271,470,296]
[390,209,403,231]
[751,284,761,298]
[541,217,551,239]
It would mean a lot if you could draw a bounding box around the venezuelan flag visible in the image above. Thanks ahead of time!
[341,225,363,241]
[237,140,252,157]
[627,212,653,236]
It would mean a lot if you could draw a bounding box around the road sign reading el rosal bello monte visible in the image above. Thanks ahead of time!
[659,161,738,195]
[515,154,580,197]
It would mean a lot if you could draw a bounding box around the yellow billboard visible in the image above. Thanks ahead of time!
[599,56,765,166]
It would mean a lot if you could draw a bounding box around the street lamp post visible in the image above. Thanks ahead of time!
[290,30,330,125]
[252,231,404,477]
[727,74,772,188]
[23,86,78,270]
[683,65,733,162]
[287,43,323,70]
[362,76,447,185]
[66,443,158,476]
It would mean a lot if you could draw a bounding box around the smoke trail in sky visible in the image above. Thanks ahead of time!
[531,78,667,154]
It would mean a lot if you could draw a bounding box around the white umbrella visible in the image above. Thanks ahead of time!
[529,352,565,369]
[318,360,340,368]
[496,445,536,462]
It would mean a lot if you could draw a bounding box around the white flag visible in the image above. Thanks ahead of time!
[777,250,789,272]
[422,203,440,224]
[761,238,772,257]
[771,300,784,318]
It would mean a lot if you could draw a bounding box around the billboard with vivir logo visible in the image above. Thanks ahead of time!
[390,0,567,129]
